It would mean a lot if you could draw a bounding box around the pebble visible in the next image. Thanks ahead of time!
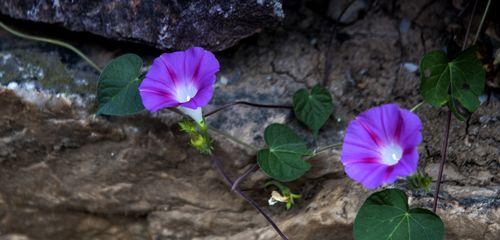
[402,62,418,73]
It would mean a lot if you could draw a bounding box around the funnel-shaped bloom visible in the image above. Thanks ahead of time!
[341,104,423,189]
[139,47,220,122]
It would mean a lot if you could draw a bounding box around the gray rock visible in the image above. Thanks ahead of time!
[327,0,370,24]
[0,0,284,51]
[0,0,498,239]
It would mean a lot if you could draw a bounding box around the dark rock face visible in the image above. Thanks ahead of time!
[0,0,284,51]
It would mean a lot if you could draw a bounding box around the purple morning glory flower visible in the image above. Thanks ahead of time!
[139,47,220,122]
[341,104,423,189]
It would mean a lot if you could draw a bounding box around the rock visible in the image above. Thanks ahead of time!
[305,150,343,179]
[327,0,370,24]
[0,235,31,240]
[0,0,499,239]
[0,0,284,51]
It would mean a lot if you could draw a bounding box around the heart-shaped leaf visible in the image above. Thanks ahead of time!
[293,85,333,135]
[257,123,311,182]
[354,189,444,240]
[420,47,485,120]
[97,54,145,115]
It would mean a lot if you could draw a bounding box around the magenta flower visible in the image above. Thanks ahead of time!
[341,104,423,189]
[139,47,220,123]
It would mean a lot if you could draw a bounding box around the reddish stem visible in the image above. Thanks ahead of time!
[210,156,289,240]
[231,163,259,191]
[432,0,478,213]
[432,110,452,213]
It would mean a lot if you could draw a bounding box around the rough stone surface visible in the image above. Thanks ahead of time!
[0,0,284,51]
[327,0,370,24]
[0,0,498,239]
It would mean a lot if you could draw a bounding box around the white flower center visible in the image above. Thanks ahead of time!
[268,197,278,206]
[175,83,198,103]
[380,143,403,166]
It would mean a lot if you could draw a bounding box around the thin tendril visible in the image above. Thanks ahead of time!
[207,126,259,152]
[204,101,292,118]
[473,0,492,44]
[410,101,424,112]
[463,0,479,49]
[313,142,342,155]
[0,20,102,72]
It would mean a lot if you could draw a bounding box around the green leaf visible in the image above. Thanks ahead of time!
[447,98,470,121]
[257,124,311,182]
[97,54,145,116]
[293,85,333,135]
[354,189,444,240]
[420,47,485,120]
[419,51,450,107]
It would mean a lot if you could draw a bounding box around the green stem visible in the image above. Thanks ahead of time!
[410,101,424,112]
[473,0,491,44]
[265,180,289,194]
[313,142,342,155]
[462,0,479,49]
[0,20,102,73]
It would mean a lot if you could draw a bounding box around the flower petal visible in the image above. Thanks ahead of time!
[341,138,381,165]
[345,163,388,189]
[184,47,220,88]
[356,103,402,145]
[391,148,418,178]
[178,106,203,123]
[180,75,216,109]
[343,117,383,152]
[139,77,179,112]
[398,108,423,148]
[157,51,187,86]
[139,89,179,112]
[144,57,176,92]
[139,53,183,111]
[340,103,423,189]
[139,47,220,112]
